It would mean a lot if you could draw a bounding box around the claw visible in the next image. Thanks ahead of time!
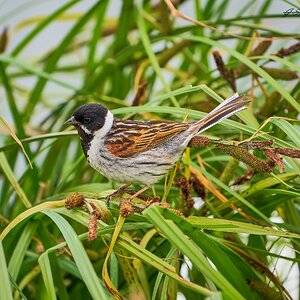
[105,184,150,208]
[105,184,130,207]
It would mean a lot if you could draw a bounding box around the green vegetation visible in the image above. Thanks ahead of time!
[0,1,299,299]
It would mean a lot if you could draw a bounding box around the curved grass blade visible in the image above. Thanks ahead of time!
[0,131,77,152]
[190,161,276,226]
[118,234,213,296]
[86,0,109,73]
[0,240,13,300]
[38,253,56,300]
[182,35,300,112]
[152,247,177,300]
[102,214,125,300]
[0,152,31,208]
[143,205,245,300]
[137,5,179,107]
[241,173,298,199]
[12,1,78,56]
[0,54,77,91]
[0,116,32,168]
[8,222,38,280]
[270,118,300,148]
[0,201,65,241]
[252,55,300,73]
[42,211,110,299]
[24,1,104,121]
[187,216,300,238]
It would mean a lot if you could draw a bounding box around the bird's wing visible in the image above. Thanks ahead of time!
[105,119,189,158]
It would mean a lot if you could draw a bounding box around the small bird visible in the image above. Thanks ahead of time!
[65,93,248,203]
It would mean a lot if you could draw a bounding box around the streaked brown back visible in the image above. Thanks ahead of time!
[105,120,189,158]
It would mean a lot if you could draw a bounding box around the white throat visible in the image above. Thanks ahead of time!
[80,125,92,135]
[93,110,114,138]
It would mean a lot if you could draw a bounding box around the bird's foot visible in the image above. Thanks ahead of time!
[105,184,130,207]
[123,185,149,203]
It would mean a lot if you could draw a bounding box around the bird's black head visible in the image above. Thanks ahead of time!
[65,104,109,136]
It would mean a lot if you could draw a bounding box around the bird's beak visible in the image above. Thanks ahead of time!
[64,116,77,126]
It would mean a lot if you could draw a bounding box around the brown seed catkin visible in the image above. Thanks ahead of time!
[264,149,285,172]
[216,144,272,173]
[119,199,135,217]
[65,193,84,209]
[239,140,274,150]
[188,136,211,148]
[275,147,300,158]
[276,41,300,58]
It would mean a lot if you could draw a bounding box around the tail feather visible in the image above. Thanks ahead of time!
[195,93,249,134]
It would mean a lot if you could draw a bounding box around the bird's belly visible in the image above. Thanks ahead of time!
[87,147,182,185]
[87,153,172,185]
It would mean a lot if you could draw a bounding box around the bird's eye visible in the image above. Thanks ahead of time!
[83,117,91,124]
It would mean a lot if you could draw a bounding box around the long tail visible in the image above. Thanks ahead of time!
[195,93,249,134]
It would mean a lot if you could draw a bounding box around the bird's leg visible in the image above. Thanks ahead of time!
[124,185,149,202]
[105,184,130,206]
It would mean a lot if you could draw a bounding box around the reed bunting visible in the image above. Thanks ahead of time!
[65,93,248,203]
